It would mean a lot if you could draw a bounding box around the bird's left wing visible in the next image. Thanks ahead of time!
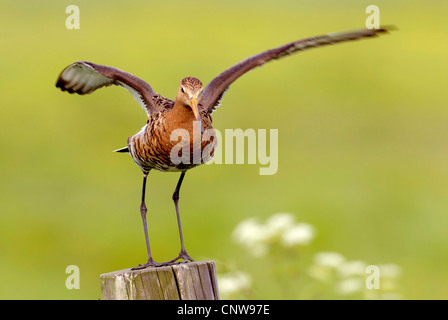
[56,61,169,115]
[199,27,392,115]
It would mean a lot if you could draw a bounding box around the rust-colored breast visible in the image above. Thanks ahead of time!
[128,111,217,173]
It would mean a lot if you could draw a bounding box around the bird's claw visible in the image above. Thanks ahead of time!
[168,251,195,264]
[131,252,194,270]
[131,258,167,270]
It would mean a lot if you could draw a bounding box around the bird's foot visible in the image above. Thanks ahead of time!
[167,250,195,265]
[131,258,167,270]
[131,252,194,270]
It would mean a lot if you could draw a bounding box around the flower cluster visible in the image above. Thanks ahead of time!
[231,213,315,257]
[308,252,402,299]
[217,271,252,299]
[218,212,403,299]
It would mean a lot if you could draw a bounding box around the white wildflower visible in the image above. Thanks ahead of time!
[232,218,268,256]
[314,252,346,268]
[232,218,265,246]
[218,272,251,299]
[281,223,315,247]
[232,213,315,255]
[266,213,295,235]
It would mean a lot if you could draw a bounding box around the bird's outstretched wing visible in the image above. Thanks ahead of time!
[56,61,173,115]
[199,27,392,115]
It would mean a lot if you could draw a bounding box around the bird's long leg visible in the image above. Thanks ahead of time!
[132,171,164,270]
[168,171,194,264]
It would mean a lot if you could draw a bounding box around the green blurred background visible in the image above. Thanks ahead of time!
[1,0,447,299]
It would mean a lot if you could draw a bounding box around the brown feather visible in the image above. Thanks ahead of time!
[199,27,391,115]
[55,61,174,115]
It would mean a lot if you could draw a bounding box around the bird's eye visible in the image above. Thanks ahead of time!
[181,87,185,93]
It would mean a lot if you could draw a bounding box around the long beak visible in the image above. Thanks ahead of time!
[190,97,204,133]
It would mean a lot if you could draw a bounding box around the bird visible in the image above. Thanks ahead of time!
[56,27,391,269]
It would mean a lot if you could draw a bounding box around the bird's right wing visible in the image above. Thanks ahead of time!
[56,61,173,115]
[199,27,392,115]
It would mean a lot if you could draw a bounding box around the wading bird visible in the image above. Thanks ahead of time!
[56,27,391,269]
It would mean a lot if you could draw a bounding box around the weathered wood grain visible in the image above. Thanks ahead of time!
[100,261,219,300]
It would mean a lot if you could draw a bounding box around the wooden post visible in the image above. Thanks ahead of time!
[100,261,219,300]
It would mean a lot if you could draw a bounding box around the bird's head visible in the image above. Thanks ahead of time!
[177,77,204,132]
